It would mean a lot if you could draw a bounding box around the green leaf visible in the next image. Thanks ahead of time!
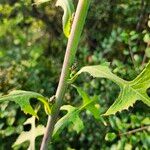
[105,132,117,141]
[53,105,84,136]
[71,62,150,115]
[12,116,45,149]
[141,117,150,125]
[53,85,103,136]
[56,0,75,38]
[73,85,100,119]
[0,90,51,117]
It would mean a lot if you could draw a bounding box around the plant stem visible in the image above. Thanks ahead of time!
[31,116,36,150]
[40,0,91,149]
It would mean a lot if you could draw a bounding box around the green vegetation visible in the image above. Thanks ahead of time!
[0,0,150,149]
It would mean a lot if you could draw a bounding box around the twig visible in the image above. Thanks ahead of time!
[119,125,150,136]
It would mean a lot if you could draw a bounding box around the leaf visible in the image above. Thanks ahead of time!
[73,85,100,119]
[53,105,84,136]
[0,90,51,117]
[33,0,51,5]
[105,132,117,142]
[53,85,102,136]
[56,0,75,38]
[12,116,45,149]
[71,62,150,115]
[141,117,150,125]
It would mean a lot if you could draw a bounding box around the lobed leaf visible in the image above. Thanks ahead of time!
[12,116,45,149]
[53,86,101,136]
[53,105,84,136]
[56,0,75,38]
[73,85,100,119]
[70,61,150,115]
[0,90,51,117]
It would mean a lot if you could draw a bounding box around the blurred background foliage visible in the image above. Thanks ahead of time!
[0,0,150,149]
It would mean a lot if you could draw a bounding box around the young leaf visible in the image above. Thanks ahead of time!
[71,62,150,115]
[56,0,75,38]
[12,116,45,149]
[0,90,51,117]
[53,105,84,136]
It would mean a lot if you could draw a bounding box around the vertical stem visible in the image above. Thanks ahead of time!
[40,0,91,149]
[31,116,35,150]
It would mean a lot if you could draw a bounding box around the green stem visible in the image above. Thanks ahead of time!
[40,0,91,149]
